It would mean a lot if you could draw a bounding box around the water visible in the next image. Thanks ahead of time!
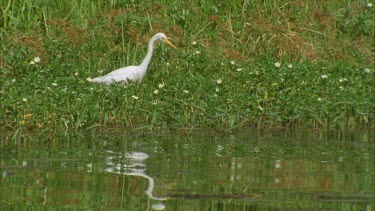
[1,130,374,210]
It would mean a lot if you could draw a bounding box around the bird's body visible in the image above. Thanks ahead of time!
[88,33,176,84]
[89,65,143,84]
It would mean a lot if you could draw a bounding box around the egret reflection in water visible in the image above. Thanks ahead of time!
[104,151,168,202]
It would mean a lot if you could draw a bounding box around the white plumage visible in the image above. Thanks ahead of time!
[88,33,176,84]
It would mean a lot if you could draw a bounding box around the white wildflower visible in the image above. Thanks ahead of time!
[321,75,328,79]
[29,57,41,64]
[192,41,197,45]
[23,98,28,102]
[230,61,235,65]
[236,68,242,72]
[339,86,344,91]
[367,3,373,7]
[288,64,293,68]
[317,97,322,101]
[364,68,371,73]
[153,90,159,94]
[131,95,139,100]
[52,82,58,86]
[216,79,222,84]
[215,88,219,92]
[274,62,281,68]
[183,90,189,94]
[158,83,165,88]
[339,78,348,83]
[275,160,281,169]
[258,105,264,111]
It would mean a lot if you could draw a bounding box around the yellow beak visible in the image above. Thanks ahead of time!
[164,39,177,49]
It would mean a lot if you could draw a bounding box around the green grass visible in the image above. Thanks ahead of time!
[1,0,374,132]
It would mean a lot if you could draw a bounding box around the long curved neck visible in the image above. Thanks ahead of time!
[139,37,156,71]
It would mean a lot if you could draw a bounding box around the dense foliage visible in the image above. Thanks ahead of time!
[1,0,374,131]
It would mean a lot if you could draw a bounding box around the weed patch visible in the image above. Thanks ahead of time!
[1,0,374,132]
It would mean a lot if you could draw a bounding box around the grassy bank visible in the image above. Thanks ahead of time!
[1,0,374,132]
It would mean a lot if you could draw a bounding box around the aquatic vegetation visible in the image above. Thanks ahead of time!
[0,0,374,131]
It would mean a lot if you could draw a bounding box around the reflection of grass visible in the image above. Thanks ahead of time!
[0,1,374,131]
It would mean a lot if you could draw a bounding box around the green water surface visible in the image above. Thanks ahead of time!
[1,130,374,210]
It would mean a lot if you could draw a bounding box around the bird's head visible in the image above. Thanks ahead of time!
[155,33,177,49]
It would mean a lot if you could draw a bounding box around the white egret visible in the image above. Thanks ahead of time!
[88,33,176,84]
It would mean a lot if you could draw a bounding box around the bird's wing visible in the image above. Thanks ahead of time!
[91,66,141,83]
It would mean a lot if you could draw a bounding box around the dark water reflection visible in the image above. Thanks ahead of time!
[1,130,374,210]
